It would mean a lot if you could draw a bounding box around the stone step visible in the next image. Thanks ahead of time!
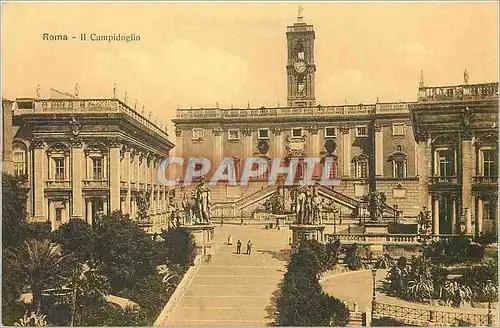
[186,284,281,297]
[178,295,272,308]
[193,275,283,286]
[166,319,271,326]
[167,306,272,322]
[197,265,286,277]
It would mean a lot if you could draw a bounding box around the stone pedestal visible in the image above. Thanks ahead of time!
[363,222,389,253]
[289,224,326,247]
[274,214,287,227]
[181,224,215,262]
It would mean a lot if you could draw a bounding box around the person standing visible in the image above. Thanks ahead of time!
[246,240,252,255]
[236,239,242,254]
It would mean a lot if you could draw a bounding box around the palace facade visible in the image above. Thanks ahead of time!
[171,13,498,235]
[8,93,174,231]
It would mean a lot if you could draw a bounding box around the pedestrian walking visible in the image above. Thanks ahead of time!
[348,225,351,234]
[228,235,233,245]
[236,239,242,254]
[246,240,252,255]
[221,218,224,226]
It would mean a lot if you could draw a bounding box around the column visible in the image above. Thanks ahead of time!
[451,197,457,234]
[341,126,351,176]
[86,199,92,225]
[134,152,140,191]
[33,139,46,220]
[103,199,108,214]
[433,195,440,235]
[418,139,431,209]
[124,147,131,215]
[243,128,253,158]
[414,139,419,176]
[109,141,121,212]
[273,128,284,158]
[461,138,474,234]
[212,126,223,172]
[71,139,84,219]
[375,124,383,176]
[49,199,55,230]
[477,197,483,235]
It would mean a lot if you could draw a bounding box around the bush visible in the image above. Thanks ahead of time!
[156,228,196,268]
[93,211,157,292]
[276,241,349,326]
[344,244,364,271]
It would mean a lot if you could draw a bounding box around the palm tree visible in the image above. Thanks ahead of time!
[14,239,73,312]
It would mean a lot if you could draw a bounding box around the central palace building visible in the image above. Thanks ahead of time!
[2,12,498,237]
[171,12,498,236]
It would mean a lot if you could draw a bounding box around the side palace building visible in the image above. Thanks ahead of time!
[171,13,499,236]
[5,92,174,231]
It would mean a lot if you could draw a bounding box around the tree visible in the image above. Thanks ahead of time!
[2,173,29,249]
[11,239,73,312]
[93,211,157,292]
[157,228,196,268]
[136,191,151,223]
[52,218,96,263]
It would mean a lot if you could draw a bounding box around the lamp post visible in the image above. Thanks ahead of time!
[332,208,339,234]
[371,267,377,316]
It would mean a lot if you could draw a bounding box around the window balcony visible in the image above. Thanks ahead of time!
[473,176,498,184]
[45,180,71,189]
[429,176,458,184]
[83,180,108,189]
[120,181,128,190]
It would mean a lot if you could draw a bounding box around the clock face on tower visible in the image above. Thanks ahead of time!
[293,60,306,74]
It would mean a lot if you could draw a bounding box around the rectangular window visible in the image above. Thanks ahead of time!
[325,127,336,138]
[438,149,454,177]
[356,126,368,137]
[394,160,405,178]
[357,161,368,178]
[228,129,240,141]
[192,128,204,141]
[258,129,269,140]
[13,152,25,176]
[54,158,65,181]
[392,123,405,136]
[482,150,497,177]
[483,202,496,221]
[292,128,303,138]
[93,158,103,180]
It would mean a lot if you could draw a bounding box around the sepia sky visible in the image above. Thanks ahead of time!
[2,1,499,134]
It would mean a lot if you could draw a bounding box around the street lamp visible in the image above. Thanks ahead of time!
[371,267,377,316]
[332,207,339,234]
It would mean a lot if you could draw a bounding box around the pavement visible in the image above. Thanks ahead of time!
[163,224,290,326]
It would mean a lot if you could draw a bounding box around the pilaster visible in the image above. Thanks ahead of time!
[374,124,383,176]
[71,138,84,219]
[341,126,351,177]
[33,139,46,220]
[109,139,121,212]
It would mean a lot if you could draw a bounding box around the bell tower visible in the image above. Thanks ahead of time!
[286,6,316,107]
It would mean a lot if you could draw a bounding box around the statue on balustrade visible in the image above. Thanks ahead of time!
[295,186,312,224]
[367,190,387,221]
[181,191,196,225]
[417,206,432,242]
[310,186,322,225]
[194,177,212,224]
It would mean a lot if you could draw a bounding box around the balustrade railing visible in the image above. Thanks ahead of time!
[325,233,461,244]
[45,180,71,188]
[375,302,491,326]
[473,176,498,184]
[15,98,168,139]
[417,82,498,102]
[176,102,410,120]
[83,180,108,188]
[429,176,458,184]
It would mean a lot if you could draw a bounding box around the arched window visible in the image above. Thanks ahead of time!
[85,142,108,180]
[388,152,407,178]
[320,155,338,179]
[352,154,369,179]
[12,142,27,177]
[47,143,70,181]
